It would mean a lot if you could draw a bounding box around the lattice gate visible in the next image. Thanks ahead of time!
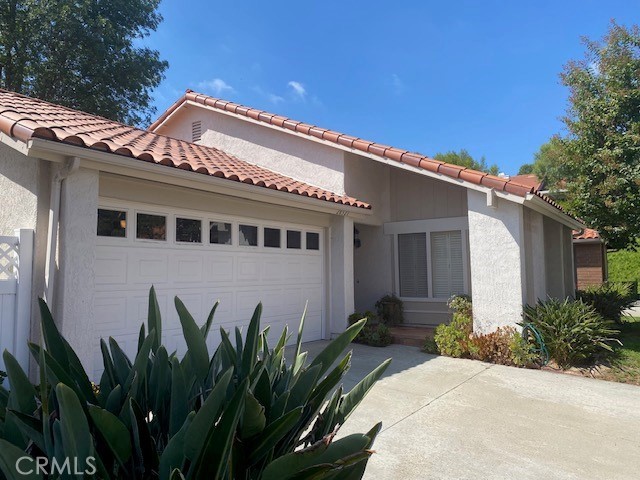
[0,230,33,373]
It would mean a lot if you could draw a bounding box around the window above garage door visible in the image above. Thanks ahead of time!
[96,202,324,253]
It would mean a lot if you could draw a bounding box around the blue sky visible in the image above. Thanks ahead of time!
[146,1,638,175]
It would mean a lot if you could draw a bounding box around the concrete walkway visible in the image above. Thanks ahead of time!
[299,341,640,480]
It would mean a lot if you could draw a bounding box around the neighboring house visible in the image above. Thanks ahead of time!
[573,228,608,289]
[504,173,608,289]
[0,89,582,378]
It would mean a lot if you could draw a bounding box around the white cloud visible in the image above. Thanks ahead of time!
[391,74,404,94]
[287,81,307,99]
[197,78,235,96]
[268,93,285,104]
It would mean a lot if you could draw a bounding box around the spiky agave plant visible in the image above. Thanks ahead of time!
[0,286,390,479]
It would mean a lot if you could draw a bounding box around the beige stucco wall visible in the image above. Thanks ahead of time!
[543,216,565,299]
[523,207,546,305]
[346,157,468,323]
[390,168,468,221]
[156,106,346,195]
[99,173,334,228]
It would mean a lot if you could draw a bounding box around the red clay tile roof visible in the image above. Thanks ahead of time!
[508,174,545,192]
[149,90,570,214]
[573,228,602,241]
[0,89,368,209]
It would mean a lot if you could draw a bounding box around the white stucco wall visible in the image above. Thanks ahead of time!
[0,143,38,235]
[156,107,346,195]
[56,168,99,373]
[0,144,53,377]
[468,190,526,333]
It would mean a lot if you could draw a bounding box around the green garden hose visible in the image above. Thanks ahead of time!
[521,323,549,366]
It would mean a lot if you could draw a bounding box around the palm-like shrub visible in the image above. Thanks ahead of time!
[522,298,621,368]
[0,287,390,479]
[576,282,635,324]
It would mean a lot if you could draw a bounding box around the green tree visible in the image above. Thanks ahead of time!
[561,22,640,249]
[517,163,534,175]
[433,149,499,175]
[532,136,573,190]
[0,0,168,125]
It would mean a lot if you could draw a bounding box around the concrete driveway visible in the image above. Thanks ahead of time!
[300,342,640,480]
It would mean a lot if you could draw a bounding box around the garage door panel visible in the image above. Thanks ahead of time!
[93,208,325,381]
[130,251,170,285]
[237,258,261,281]
[173,254,205,283]
[205,256,234,283]
[94,295,127,333]
[95,252,128,285]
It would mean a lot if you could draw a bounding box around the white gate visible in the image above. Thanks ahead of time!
[0,229,33,373]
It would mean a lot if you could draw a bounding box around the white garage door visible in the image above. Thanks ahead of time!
[92,201,325,379]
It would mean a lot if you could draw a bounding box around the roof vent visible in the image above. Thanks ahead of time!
[191,120,202,142]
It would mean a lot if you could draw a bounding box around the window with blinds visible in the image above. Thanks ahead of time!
[398,233,428,297]
[431,231,464,298]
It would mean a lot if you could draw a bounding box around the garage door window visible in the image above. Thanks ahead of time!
[264,228,281,248]
[176,218,202,243]
[287,230,301,249]
[306,232,320,250]
[97,209,127,237]
[210,221,232,245]
[239,224,258,246]
[137,213,166,241]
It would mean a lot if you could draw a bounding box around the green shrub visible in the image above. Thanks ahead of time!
[508,331,540,368]
[576,282,636,324]
[0,287,391,479]
[434,311,473,358]
[523,298,621,368]
[607,244,640,295]
[348,310,377,326]
[375,295,404,325]
[422,336,439,354]
[353,324,393,347]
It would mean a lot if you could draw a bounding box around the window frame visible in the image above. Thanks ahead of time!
[208,220,233,246]
[97,208,128,239]
[238,223,259,248]
[175,216,203,244]
[135,211,169,243]
[387,217,470,302]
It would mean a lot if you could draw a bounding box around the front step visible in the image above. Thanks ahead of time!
[389,325,435,348]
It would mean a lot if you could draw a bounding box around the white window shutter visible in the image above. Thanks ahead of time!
[398,233,428,297]
[431,231,464,298]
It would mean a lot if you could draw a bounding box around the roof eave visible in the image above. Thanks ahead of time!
[524,193,584,230]
[25,137,373,217]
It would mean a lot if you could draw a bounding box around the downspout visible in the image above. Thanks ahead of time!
[44,157,80,306]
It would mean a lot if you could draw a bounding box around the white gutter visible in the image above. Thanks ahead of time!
[44,157,80,305]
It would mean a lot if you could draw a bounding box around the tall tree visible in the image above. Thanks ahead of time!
[561,22,640,249]
[530,135,573,190]
[0,0,168,125]
[433,149,499,175]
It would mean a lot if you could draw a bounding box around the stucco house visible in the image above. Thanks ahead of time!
[505,173,608,289]
[0,89,583,378]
